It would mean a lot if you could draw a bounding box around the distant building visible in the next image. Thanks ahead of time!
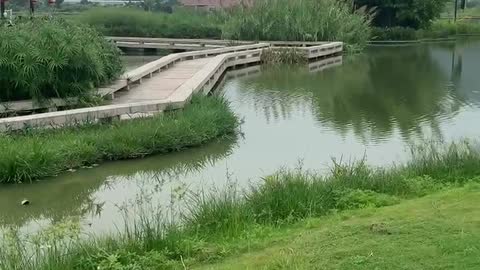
[180,0,253,9]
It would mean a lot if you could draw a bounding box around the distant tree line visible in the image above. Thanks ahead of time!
[353,0,450,29]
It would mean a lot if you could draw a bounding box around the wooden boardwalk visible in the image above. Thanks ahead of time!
[0,40,344,131]
[112,58,211,104]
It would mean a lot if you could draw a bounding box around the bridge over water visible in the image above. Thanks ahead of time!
[0,38,343,131]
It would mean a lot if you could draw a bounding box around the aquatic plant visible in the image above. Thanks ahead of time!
[260,48,307,65]
[0,95,239,184]
[0,17,123,102]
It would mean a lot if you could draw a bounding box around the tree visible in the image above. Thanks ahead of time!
[354,0,450,29]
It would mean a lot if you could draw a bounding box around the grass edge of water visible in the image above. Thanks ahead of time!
[0,95,239,184]
[2,141,480,269]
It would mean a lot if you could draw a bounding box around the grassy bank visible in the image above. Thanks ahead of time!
[0,18,122,102]
[3,142,480,269]
[0,95,238,184]
[372,21,480,41]
[196,184,480,269]
[74,7,222,39]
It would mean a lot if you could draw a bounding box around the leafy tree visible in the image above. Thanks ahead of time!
[354,0,450,29]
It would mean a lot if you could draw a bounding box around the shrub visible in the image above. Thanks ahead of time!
[0,18,122,102]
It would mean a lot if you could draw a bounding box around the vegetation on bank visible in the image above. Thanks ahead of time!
[2,141,480,269]
[0,18,122,102]
[74,0,372,50]
[0,95,238,184]
[195,185,480,269]
[74,7,222,39]
[354,0,449,29]
[372,21,480,41]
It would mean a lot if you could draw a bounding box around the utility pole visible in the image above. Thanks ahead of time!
[1,0,5,20]
[30,0,35,16]
[454,0,459,22]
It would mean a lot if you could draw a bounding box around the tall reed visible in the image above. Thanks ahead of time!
[221,0,373,50]
[75,7,222,39]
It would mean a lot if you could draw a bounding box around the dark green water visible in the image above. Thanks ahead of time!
[2,40,480,235]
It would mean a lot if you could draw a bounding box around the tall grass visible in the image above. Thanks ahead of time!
[75,7,222,39]
[0,95,239,184]
[3,141,480,269]
[221,0,373,50]
[0,18,123,102]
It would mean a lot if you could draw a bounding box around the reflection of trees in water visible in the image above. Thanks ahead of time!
[238,46,465,141]
[0,137,237,228]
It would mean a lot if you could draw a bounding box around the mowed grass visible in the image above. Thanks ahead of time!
[194,184,480,270]
[0,95,238,184]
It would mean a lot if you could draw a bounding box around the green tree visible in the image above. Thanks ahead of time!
[354,0,450,29]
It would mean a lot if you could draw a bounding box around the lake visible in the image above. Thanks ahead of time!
[1,39,479,235]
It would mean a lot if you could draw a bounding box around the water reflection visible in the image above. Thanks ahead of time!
[0,138,237,228]
[237,41,480,142]
[1,39,480,236]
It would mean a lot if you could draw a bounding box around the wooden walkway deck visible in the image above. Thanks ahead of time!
[0,40,343,131]
[112,58,211,104]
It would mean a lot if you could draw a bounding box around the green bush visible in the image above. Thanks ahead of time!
[354,0,449,29]
[0,95,238,184]
[221,0,372,50]
[75,7,222,39]
[0,18,122,102]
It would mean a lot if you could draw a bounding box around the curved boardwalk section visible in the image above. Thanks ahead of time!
[0,41,343,132]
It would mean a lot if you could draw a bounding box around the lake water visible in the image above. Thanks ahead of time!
[1,39,480,235]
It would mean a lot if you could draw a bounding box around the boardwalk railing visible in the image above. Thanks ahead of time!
[0,41,343,131]
[98,43,271,99]
[0,48,266,131]
[107,36,255,51]
[0,43,270,115]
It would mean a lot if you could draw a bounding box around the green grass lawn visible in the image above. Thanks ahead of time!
[194,184,480,270]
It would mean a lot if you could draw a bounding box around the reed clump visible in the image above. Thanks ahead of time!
[0,95,239,184]
[75,7,222,39]
[0,18,123,102]
[260,48,307,65]
[221,0,373,50]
